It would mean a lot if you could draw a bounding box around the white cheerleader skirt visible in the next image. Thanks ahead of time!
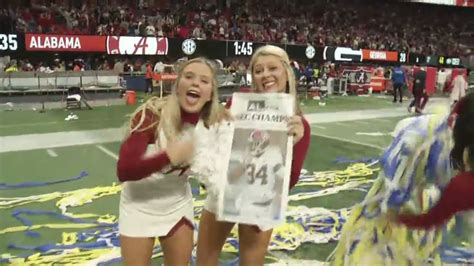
[119,198,193,237]
[119,174,194,238]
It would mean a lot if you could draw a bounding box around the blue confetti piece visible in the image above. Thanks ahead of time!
[11,209,114,238]
[0,171,88,189]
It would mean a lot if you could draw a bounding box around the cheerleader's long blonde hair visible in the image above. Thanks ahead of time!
[249,45,301,115]
[127,57,225,143]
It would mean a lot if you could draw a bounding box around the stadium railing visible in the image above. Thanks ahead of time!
[0,71,122,95]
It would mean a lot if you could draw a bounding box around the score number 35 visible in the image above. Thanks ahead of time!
[0,34,18,51]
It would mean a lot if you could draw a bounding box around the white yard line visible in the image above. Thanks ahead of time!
[46,149,58,157]
[355,132,392,137]
[96,145,119,160]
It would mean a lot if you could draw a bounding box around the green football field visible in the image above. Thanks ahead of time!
[0,95,468,265]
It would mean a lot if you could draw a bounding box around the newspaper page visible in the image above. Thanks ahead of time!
[216,92,295,227]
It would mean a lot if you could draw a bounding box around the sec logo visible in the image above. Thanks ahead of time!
[305,45,315,59]
[182,39,196,55]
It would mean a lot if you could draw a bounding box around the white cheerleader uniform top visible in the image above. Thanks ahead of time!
[119,122,198,237]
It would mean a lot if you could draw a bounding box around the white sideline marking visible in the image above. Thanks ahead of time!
[0,128,124,153]
[373,118,393,123]
[312,125,327,130]
[312,132,385,150]
[353,120,371,125]
[334,122,350,127]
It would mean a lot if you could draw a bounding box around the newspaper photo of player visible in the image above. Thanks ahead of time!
[221,128,288,225]
[215,92,294,228]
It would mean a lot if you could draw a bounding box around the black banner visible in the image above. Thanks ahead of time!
[407,53,426,65]
[0,33,465,68]
[436,56,461,67]
[170,39,322,61]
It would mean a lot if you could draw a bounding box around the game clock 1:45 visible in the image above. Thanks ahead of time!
[232,41,253,56]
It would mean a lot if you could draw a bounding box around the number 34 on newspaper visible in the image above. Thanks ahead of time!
[217,92,295,228]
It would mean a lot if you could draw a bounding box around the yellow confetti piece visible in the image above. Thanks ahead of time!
[62,232,77,245]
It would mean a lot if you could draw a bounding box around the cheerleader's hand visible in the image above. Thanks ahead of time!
[166,138,195,166]
[287,115,304,144]
[218,106,234,122]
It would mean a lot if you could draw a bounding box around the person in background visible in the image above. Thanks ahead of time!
[145,61,154,94]
[408,66,428,114]
[450,71,468,107]
[392,64,407,103]
[113,58,124,74]
[5,60,18,73]
[304,63,313,85]
[312,64,320,85]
